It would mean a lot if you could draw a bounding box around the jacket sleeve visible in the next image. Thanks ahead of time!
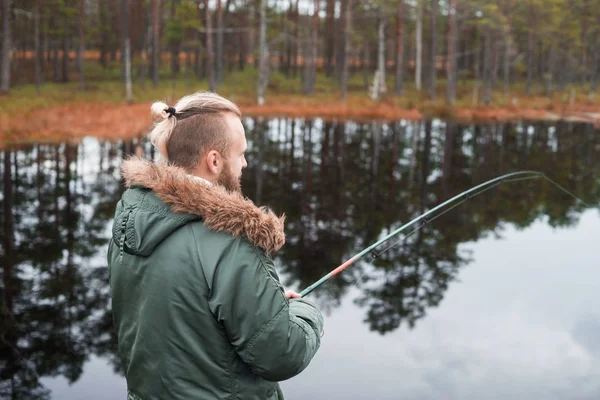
[207,238,324,382]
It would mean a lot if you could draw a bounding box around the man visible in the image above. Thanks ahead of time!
[107,92,324,400]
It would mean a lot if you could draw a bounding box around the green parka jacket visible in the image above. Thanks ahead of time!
[107,157,324,400]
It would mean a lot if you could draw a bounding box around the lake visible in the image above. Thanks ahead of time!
[1,118,599,400]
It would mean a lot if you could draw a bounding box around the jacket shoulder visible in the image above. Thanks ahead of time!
[188,221,281,292]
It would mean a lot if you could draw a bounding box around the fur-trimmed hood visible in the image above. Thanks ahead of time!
[120,156,285,255]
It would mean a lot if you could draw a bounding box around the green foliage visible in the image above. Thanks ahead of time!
[164,0,203,48]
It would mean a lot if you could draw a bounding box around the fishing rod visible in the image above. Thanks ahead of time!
[299,171,591,297]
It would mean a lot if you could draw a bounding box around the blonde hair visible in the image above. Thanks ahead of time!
[148,92,242,168]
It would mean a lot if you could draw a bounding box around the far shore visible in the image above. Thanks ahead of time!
[2,90,599,148]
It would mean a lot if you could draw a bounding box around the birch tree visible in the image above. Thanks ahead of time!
[121,0,132,102]
[395,1,404,95]
[446,0,458,104]
[370,6,387,100]
[303,0,320,95]
[257,0,269,104]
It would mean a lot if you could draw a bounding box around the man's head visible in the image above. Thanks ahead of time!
[148,92,247,192]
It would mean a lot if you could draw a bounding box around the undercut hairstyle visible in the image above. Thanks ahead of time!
[148,92,242,171]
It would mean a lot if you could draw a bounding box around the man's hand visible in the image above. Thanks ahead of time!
[285,290,302,299]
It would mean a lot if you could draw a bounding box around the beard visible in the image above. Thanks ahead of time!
[217,160,242,193]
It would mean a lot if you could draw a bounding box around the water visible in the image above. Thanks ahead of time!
[1,118,599,400]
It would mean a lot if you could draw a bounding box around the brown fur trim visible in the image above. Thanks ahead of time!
[121,156,285,255]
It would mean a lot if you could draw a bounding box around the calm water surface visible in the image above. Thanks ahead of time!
[1,118,599,399]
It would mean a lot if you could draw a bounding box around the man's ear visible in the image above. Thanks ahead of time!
[206,150,221,174]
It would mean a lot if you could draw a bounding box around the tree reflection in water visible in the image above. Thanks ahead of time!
[1,120,598,397]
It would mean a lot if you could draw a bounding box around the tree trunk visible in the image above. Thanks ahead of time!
[492,38,500,86]
[545,45,556,96]
[472,28,480,104]
[292,0,300,77]
[590,47,598,98]
[257,0,269,104]
[395,1,404,95]
[205,0,215,91]
[415,0,423,91]
[303,0,319,95]
[446,0,457,104]
[278,7,285,69]
[137,5,151,86]
[340,0,351,99]
[284,3,292,76]
[62,14,70,83]
[581,0,589,87]
[335,0,346,81]
[371,7,387,100]
[503,30,511,102]
[216,0,224,85]
[590,27,599,98]
[558,46,567,91]
[526,5,534,95]
[429,0,437,99]
[34,0,42,93]
[43,22,50,66]
[121,0,133,101]
[482,28,492,104]
[0,0,10,94]
[170,0,181,75]
[99,0,107,67]
[152,0,160,86]
[325,0,335,77]
[53,44,60,82]
[79,0,85,91]
[238,7,248,71]
[110,0,118,62]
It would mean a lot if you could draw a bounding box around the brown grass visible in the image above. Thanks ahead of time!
[2,94,600,149]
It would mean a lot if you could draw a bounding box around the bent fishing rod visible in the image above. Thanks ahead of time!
[299,171,591,298]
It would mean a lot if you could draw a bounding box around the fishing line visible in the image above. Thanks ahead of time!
[301,171,595,297]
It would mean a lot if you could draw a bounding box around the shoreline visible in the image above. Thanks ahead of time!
[2,98,599,148]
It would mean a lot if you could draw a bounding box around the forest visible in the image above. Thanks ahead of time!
[3,0,599,108]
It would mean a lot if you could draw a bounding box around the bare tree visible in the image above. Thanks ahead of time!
[303,0,320,95]
[170,0,181,74]
[79,0,85,91]
[325,0,335,76]
[121,0,133,102]
[216,0,224,85]
[371,6,387,100]
[62,1,70,83]
[34,0,42,93]
[205,0,215,91]
[395,1,404,95]
[503,28,511,101]
[482,28,492,104]
[340,0,352,99]
[415,0,423,91]
[581,0,589,87]
[99,0,108,67]
[257,0,269,104]
[526,4,534,95]
[152,0,160,86]
[446,0,457,104]
[429,0,437,99]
